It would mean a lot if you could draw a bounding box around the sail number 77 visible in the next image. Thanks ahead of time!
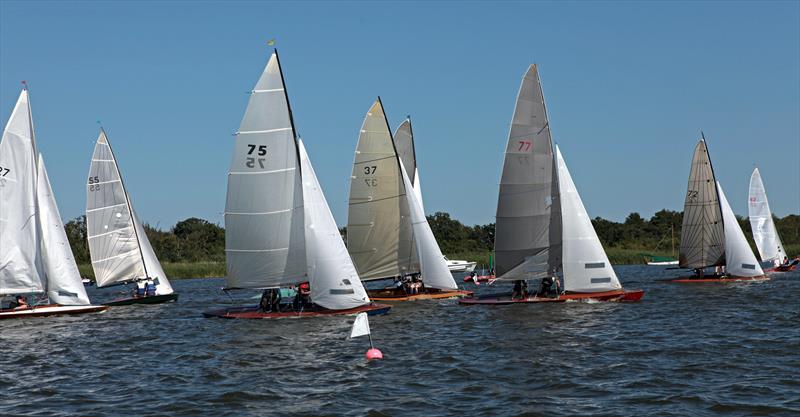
[517,140,532,152]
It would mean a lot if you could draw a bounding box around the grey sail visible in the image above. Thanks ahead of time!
[679,139,725,269]
[495,64,561,280]
[224,51,306,289]
[347,98,415,280]
[394,119,416,185]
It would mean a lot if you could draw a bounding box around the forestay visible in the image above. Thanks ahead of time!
[717,182,764,277]
[298,139,370,310]
[495,64,561,280]
[748,168,785,264]
[679,139,725,269]
[399,158,458,290]
[225,52,306,289]
[556,146,621,292]
[347,99,415,280]
[132,209,173,295]
[0,89,44,295]
[38,156,90,305]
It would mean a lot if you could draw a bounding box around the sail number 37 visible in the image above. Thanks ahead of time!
[246,144,267,169]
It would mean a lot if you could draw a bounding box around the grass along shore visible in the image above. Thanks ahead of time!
[77,244,800,281]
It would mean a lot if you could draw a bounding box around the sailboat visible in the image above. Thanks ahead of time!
[346,98,471,301]
[642,224,679,266]
[749,168,795,272]
[0,88,108,318]
[460,65,644,305]
[394,118,476,274]
[85,129,178,305]
[203,50,390,319]
[669,138,768,282]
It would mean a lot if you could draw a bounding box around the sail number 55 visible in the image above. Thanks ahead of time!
[88,175,101,191]
[246,144,267,169]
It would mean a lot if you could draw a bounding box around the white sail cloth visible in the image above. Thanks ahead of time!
[298,139,370,310]
[225,52,306,289]
[717,182,764,277]
[393,119,424,213]
[556,146,621,292]
[350,312,371,338]
[38,156,91,305]
[86,131,173,294]
[0,90,44,295]
[399,159,458,290]
[748,168,785,264]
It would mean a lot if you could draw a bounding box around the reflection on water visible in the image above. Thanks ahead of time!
[1,266,798,416]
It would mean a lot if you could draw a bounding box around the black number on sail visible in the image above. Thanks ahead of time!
[245,144,266,169]
[0,166,10,176]
[247,144,267,156]
[363,166,377,175]
[687,190,698,201]
[88,176,101,191]
[364,179,378,187]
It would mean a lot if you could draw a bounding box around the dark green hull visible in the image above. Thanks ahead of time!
[103,293,179,306]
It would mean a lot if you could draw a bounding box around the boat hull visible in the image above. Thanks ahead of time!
[459,289,645,305]
[666,275,770,283]
[103,293,179,306]
[202,303,392,319]
[462,275,496,283]
[367,289,472,302]
[447,262,477,273]
[0,304,108,319]
[647,260,679,266]
[765,265,798,273]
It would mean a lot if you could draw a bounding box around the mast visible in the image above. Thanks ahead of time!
[101,128,149,279]
[273,48,303,178]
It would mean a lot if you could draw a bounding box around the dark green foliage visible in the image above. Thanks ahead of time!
[65,210,799,271]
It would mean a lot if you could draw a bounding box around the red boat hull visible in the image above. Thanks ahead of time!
[367,289,472,301]
[765,265,798,273]
[202,303,392,319]
[462,275,495,283]
[667,275,770,283]
[458,289,645,305]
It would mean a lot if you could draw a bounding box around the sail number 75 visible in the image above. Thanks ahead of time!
[246,144,267,169]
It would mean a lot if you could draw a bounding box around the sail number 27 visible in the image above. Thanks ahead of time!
[246,144,267,169]
[0,166,10,177]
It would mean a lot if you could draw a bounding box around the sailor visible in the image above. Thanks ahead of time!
[297,282,311,308]
[512,280,525,300]
[538,277,554,297]
[136,282,146,297]
[394,276,405,294]
[9,295,28,309]
[781,256,789,266]
[259,290,271,312]
[145,281,157,297]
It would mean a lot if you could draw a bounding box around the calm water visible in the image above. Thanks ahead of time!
[1,266,798,416]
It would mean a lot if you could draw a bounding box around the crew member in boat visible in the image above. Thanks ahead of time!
[295,282,311,309]
[538,277,558,298]
[145,281,157,297]
[259,288,281,312]
[511,280,527,300]
[693,268,704,278]
[135,282,146,298]
[9,295,29,309]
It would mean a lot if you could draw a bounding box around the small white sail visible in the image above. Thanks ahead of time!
[225,52,306,289]
[399,159,458,290]
[37,155,90,305]
[556,146,621,293]
[350,312,371,339]
[298,139,369,310]
[412,167,424,213]
[0,89,45,295]
[86,131,146,287]
[717,182,764,277]
[748,168,786,264]
[132,209,173,295]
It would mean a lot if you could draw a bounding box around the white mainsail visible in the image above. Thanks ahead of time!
[399,158,458,290]
[748,168,785,264]
[717,182,764,277]
[225,51,306,289]
[495,64,561,281]
[86,130,173,294]
[555,146,621,292]
[37,155,91,305]
[347,99,416,280]
[0,89,45,295]
[298,139,370,310]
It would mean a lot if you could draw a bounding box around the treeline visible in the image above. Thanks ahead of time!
[65,210,800,270]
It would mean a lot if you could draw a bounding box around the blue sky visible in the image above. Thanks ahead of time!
[1,1,798,229]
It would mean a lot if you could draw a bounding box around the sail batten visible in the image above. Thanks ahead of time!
[679,139,725,269]
[748,168,785,264]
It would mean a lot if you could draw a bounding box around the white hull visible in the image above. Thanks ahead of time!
[647,260,679,266]
[0,304,107,319]
[446,261,477,273]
